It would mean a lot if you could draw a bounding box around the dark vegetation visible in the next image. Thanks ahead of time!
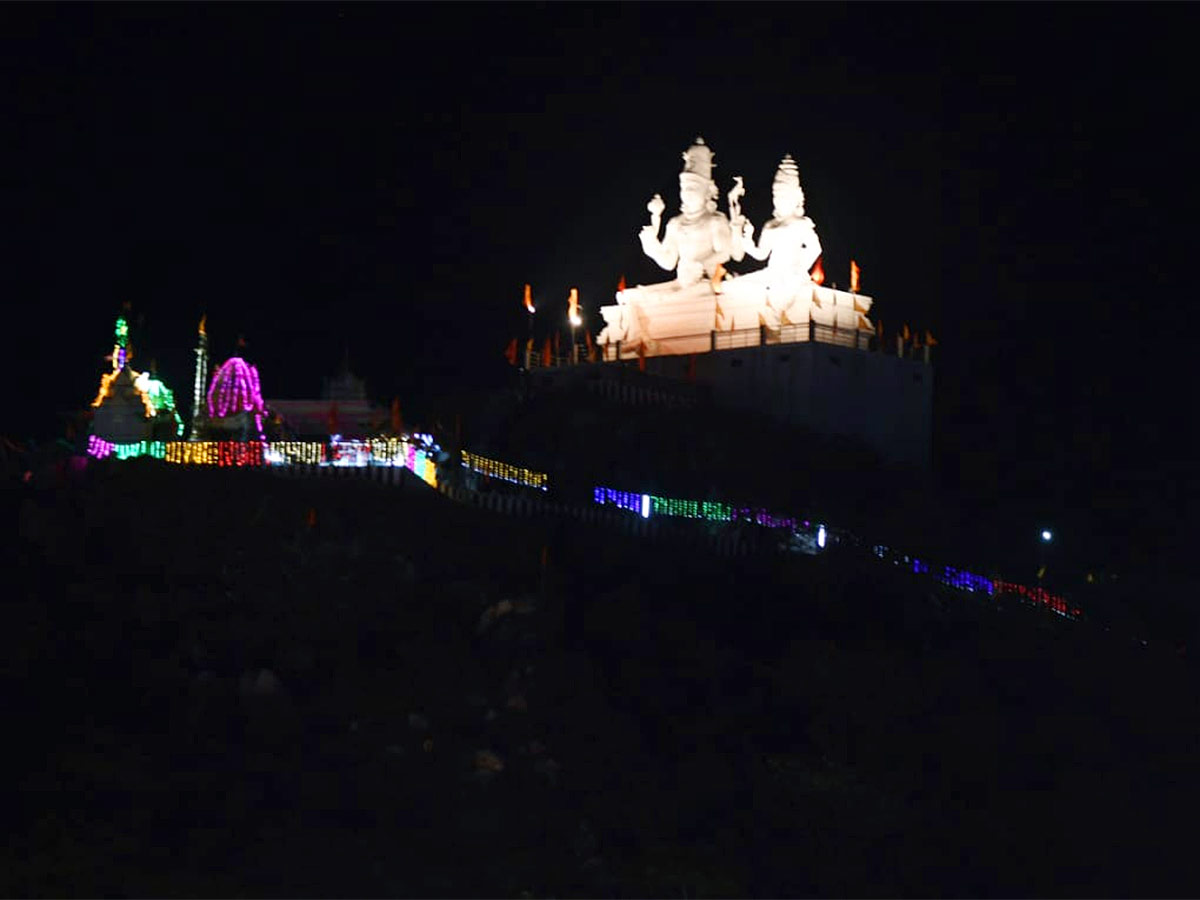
[8,459,1200,897]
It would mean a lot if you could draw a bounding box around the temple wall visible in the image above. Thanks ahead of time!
[640,343,932,470]
[92,393,151,445]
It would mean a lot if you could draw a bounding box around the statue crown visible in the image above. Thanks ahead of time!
[681,136,714,182]
[774,154,801,189]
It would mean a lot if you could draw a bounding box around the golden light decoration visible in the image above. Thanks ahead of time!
[461,449,548,491]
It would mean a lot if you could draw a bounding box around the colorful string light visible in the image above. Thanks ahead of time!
[263,441,327,466]
[593,486,800,529]
[207,357,265,438]
[164,441,266,467]
[462,450,549,491]
[90,315,184,434]
[86,435,166,460]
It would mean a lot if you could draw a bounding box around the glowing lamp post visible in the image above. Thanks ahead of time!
[523,283,535,368]
[1037,527,1054,584]
[568,288,582,364]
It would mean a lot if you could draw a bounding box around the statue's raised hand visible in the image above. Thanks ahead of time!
[646,194,665,219]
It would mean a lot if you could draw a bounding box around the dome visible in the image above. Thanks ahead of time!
[207,357,265,419]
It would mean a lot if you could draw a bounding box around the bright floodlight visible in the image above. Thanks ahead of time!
[1041,529,1053,542]
[640,494,650,519]
[817,524,827,549]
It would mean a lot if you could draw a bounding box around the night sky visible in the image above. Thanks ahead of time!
[7,4,1197,576]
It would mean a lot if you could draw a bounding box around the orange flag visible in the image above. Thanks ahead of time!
[617,275,626,293]
[523,283,535,313]
[390,397,403,434]
[710,262,726,293]
[810,256,825,285]
[902,323,911,343]
[925,330,938,347]
[504,338,518,365]
[850,260,861,293]
[541,337,552,367]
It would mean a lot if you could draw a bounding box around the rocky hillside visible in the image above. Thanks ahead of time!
[7,461,1199,896]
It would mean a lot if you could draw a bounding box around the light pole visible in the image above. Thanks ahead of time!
[568,287,581,364]
[523,283,535,368]
[1038,527,1053,584]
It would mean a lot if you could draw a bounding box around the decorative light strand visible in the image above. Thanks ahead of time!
[163,441,265,467]
[263,441,327,466]
[462,450,549,491]
[593,486,801,529]
[86,435,166,461]
[207,357,266,438]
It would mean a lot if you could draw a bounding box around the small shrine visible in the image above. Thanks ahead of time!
[89,313,184,444]
[267,351,381,439]
[205,354,267,441]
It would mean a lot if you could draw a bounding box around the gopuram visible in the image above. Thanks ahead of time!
[597,137,875,358]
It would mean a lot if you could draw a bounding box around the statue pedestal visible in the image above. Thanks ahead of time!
[596,278,876,358]
[809,285,874,346]
[716,274,774,331]
[598,280,718,357]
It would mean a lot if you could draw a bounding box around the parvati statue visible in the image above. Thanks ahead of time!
[726,153,823,326]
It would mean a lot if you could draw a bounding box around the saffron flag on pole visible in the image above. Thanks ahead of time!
[390,397,403,434]
[617,275,626,293]
[504,338,518,365]
[809,256,825,285]
[925,330,938,347]
[567,287,579,324]
[523,283,535,313]
[850,259,861,293]
[710,262,726,293]
[542,337,552,367]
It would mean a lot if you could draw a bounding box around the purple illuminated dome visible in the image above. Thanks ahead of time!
[207,357,265,436]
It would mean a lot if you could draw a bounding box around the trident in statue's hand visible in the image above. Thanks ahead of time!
[728,176,745,226]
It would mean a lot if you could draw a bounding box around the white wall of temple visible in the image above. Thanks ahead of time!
[636,343,933,469]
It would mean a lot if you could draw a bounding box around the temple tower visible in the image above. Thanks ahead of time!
[189,315,209,440]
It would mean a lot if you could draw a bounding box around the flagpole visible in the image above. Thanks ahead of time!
[524,284,535,369]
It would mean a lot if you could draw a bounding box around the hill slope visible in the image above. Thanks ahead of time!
[8,462,1199,897]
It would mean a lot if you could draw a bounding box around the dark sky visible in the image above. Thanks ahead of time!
[6,4,1197,570]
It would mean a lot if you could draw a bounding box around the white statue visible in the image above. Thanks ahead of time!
[638,137,733,286]
[596,140,873,357]
[726,154,823,326]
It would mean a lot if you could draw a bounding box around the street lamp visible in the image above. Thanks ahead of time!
[568,287,582,364]
[1037,527,1054,584]
[523,283,535,368]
